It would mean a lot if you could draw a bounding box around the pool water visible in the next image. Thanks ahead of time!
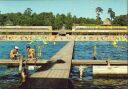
[74,41,128,60]
[0,41,127,60]
[0,41,128,89]
[0,41,67,59]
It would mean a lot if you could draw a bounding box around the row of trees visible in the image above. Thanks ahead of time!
[0,8,102,30]
[0,8,127,30]
[96,7,115,20]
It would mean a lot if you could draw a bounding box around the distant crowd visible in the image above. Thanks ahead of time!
[0,35,127,41]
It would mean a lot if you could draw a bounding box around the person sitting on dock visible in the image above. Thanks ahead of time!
[26,46,36,61]
[10,46,19,60]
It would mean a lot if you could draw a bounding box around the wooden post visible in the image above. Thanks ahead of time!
[93,46,96,60]
[38,46,42,59]
[78,66,85,79]
[106,60,110,66]
[19,55,23,73]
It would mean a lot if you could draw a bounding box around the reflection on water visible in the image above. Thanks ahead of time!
[0,66,20,89]
[0,65,127,89]
[0,41,128,89]
[72,79,128,89]
[70,66,128,89]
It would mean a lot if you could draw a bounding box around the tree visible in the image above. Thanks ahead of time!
[0,14,7,25]
[112,15,128,26]
[1,8,126,27]
[53,14,63,30]
[96,7,103,20]
[65,13,73,29]
[24,8,32,16]
[108,8,115,20]
[22,8,33,26]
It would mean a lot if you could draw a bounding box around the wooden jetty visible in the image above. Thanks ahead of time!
[25,41,74,89]
[0,60,127,66]
[72,60,128,66]
[31,41,74,78]
[0,60,48,66]
[93,66,128,78]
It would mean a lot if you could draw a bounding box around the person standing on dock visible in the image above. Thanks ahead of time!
[10,46,19,60]
[26,46,36,61]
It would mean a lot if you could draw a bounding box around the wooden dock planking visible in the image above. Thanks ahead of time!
[30,41,74,78]
[72,60,128,66]
[93,66,128,78]
[0,60,20,65]
[0,59,127,66]
[27,41,74,89]
[0,60,48,66]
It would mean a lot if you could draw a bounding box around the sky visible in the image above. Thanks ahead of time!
[0,0,127,20]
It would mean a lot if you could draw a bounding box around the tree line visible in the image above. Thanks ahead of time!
[95,7,128,26]
[0,8,127,30]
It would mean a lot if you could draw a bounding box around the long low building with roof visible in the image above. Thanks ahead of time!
[0,26,127,35]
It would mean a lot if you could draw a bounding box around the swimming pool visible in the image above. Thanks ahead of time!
[74,41,128,60]
[0,41,127,60]
[0,41,128,89]
[0,41,67,60]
